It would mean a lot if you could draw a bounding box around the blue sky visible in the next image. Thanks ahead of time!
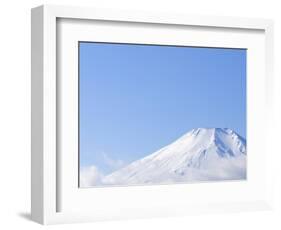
[79,42,246,174]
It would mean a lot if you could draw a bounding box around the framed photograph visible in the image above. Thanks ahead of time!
[31,5,274,224]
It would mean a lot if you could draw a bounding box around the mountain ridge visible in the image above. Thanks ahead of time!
[102,128,247,185]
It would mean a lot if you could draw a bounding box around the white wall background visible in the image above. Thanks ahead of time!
[0,0,280,229]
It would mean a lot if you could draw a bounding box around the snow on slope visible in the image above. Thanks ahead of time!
[102,128,246,185]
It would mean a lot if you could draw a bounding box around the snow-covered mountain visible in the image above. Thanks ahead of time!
[102,128,247,185]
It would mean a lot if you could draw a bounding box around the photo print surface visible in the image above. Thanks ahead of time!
[79,42,246,187]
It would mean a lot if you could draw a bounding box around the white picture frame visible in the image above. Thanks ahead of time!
[31,4,274,225]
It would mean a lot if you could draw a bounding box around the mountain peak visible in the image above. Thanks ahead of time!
[188,128,246,156]
[190,127,234,136]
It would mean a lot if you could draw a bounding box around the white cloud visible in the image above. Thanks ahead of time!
[80,165,103,187]
[102,152,125,171]
[79,153,126,187]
